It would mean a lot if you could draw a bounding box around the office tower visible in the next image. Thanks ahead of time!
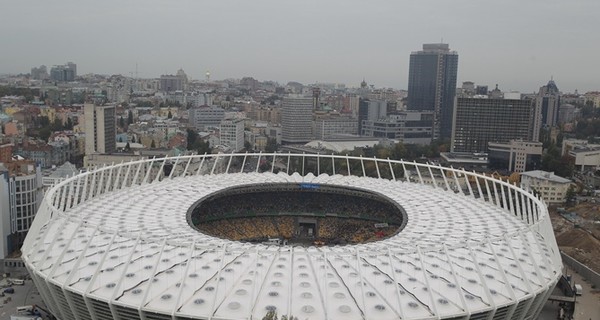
[84,103,116,155]
[358,98,387,135]
[533,79,561,140]
[220,118,245,152]
[281,96,313,144]
[189,105,225,131]
[159,75,184,92]
[0,161,42,258]
[30,65,48,80]
[50,62,76,82]
[451,96,535,153]
[407,43,458,140]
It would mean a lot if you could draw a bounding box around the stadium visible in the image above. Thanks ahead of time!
[22,153,562,320]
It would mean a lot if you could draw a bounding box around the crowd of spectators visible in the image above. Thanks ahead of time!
[192,189,403,224]
[196,216,399,245]
[190,187,403,245]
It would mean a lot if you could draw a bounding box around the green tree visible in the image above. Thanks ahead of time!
[150,139,156,148]
[265,138,278,153]
[167,110,173,119]
[119,116,125,128]
[565,185,577,205]
[127,110,134,125]
[65,117,74,130]
[187,129,198,150]
[541,144,574,178]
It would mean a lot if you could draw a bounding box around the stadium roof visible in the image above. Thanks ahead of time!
[23,154,562,320]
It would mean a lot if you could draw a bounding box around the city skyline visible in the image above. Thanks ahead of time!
[1,0,599,93]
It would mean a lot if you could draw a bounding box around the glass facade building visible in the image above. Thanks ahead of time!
[407,43,458,140]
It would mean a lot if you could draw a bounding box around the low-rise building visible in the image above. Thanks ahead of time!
[520,170,571,204]
[488,140,542,173]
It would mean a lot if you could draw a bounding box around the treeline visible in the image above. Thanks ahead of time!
[0,86,40,102]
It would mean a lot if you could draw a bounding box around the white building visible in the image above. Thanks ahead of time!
[520,170,571,204]
[281,96,313,144]
[0,161,42,258]
[562,139,600,172]
[220,118,245,152]
[189,105,225,131]
[313,114,358,140]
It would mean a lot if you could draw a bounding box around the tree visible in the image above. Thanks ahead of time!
[119,116,125,128]
[187,129,198,150]
[127,110,134,125]
[150,139,156,148]
[265,138,278,153]
[125,142,131,151]
[565,185,577,206]
[167,110,173,119]
[118,137,123,143]
[541,144,574,178]
[65,117,74,130]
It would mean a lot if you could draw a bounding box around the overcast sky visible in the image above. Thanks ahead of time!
[1,0,598,93]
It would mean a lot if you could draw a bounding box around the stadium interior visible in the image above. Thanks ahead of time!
[189,183,406,245]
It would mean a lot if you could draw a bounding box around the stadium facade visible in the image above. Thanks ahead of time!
[22,153,562,320]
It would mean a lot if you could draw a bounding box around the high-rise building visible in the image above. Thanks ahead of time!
[358,99,387,135]
[220,118,245,152]
[50,62,77,82]
[84,103,116,155]
[407,43,458,140]
[533,79,561,140]
[0,160,42,258]
[281,96,313,144]
[451,96,535,153]
[30,65,48,80]
[160,74,184,92]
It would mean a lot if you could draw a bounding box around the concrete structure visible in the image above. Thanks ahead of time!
[533,80,561,141]
[488,140,543,173]
[30,65,48,80]
[84,103,116,155]
[50,62,77,82]
[0,161,42,258]
[159,74,184,92]
[362,111,433,145]
[313,113,358,140]
[520,170,571,203]
[188,105,225,131]
[23,153,562,320]
[451,96,534,153]
[358,99,387,134]
[561,139,600,172]
[220,118,245,152]
[407,43,458,140]
[281,96,313,144]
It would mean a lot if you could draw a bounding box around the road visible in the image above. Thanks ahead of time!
[0,276,47,320]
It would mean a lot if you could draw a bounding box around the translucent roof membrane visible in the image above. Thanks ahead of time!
[24,167,562,320]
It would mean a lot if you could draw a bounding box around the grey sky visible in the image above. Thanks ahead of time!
[1,0,598,92]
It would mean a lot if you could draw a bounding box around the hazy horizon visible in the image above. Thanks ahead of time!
[1,0,598,93]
